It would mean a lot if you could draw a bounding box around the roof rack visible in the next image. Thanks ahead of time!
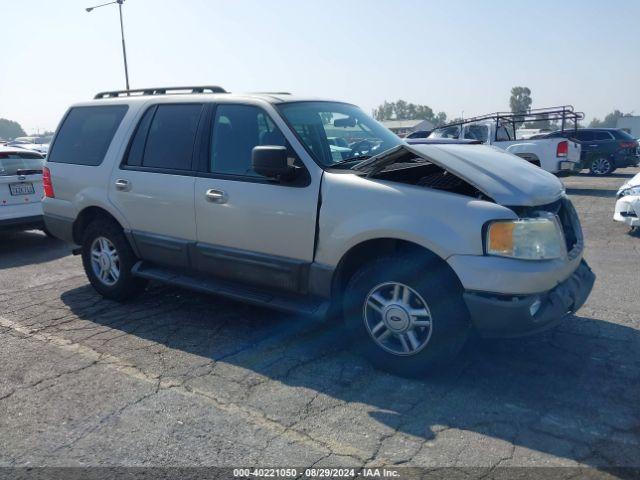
[94,85,227,99]
[435,105,585,132]
[251,92,292,95]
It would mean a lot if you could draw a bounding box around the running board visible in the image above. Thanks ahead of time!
[131,261,330,319]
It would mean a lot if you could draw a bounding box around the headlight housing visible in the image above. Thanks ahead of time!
[618,186,640,198]
[486,216,565,260]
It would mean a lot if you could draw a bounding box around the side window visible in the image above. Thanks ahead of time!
[48,105,128,166]
[124,106,155,167]
[464,125,489,143]
[495,126,512,141]
[210,104,293,177]
[141,104,203,170]
[593,131,613,141]
[574,131,594,141]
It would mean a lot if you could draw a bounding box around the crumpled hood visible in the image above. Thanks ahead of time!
[355,144,565,206]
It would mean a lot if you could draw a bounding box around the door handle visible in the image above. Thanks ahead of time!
[205,188,227,204]
[114,179,131,191]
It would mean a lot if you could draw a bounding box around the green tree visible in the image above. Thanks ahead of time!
[319,112,334,125]
[372,100,447,126]
[0,118,26,140]
[509,86,532,114]
[589,110,626,128]
[509,86,532,128]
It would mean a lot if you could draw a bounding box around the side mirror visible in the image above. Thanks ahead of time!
[252,146,296,180]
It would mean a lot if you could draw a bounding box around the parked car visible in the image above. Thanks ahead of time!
[614,172,640,231]
[429,106,583,175]
[0,146,49,234]
[534,128,639,175]
[405,130,432,139]
[6,140,49,156]
[43,86,595,377]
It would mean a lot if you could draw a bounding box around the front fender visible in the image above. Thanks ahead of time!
[315,172,516,267]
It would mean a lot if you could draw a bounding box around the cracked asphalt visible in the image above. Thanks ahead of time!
[0,168,639,474]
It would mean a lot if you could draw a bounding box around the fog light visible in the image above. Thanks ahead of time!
[529,298,542,317]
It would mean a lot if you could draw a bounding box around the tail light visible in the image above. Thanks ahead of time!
[43,166,55,198]
[619,141,636,149]
[556,140,568,158]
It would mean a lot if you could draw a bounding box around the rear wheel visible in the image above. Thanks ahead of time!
[590,157,614,175]
[343,256,470,377]
[81,218,147,301]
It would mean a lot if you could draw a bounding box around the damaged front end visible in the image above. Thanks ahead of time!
[353,143,565,207]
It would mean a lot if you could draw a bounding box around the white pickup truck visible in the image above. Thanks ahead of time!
[429,107,583,176]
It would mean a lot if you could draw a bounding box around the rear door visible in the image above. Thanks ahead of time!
[109,103,205,268]
[592,131,617,157]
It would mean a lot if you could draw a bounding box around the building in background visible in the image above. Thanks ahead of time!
[380,119,434,137]
[617,116,640,137]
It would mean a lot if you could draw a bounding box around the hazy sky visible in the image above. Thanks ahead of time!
[2,0,639,133]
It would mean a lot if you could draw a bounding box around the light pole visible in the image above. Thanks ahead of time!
[86,0,130,90]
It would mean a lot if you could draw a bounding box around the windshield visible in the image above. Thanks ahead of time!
[0,151,44,175]
[429,125,461,139]
[277,102,403,167]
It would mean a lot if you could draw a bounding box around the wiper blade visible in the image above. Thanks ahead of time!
[330,155,372,167]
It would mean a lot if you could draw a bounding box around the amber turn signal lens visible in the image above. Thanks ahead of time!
[488,222,515,254]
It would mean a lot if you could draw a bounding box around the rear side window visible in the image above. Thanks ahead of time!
[593,131,613,141]
[124,107,156,167]
[139,104,203,170]
[48,106,128,166]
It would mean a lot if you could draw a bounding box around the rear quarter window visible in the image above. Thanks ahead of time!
[48,105,128,166]
[611,130,635,140]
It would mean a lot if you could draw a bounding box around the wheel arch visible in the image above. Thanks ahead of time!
[331,237,463,302]
[73,206,130,247]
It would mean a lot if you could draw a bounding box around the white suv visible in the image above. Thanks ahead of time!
[43,86,595,377]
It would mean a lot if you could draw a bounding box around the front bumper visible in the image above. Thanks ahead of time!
[614,195,640,227]
[463,260,595,338]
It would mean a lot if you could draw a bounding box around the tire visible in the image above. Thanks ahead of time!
[589,157,614,175]
[343,255,470,378]
[81,218,147,301]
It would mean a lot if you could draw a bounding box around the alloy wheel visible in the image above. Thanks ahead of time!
[591,158,612,175]
[90,236,120,286]
[363,282,433,356]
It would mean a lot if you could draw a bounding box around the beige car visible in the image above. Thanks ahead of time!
[43,86,595,377]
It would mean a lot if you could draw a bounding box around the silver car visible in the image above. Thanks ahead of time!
[42,86,595,377]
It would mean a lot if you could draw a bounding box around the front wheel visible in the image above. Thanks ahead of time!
[343,256,470,377]
[590,157,615,175]
[81,218,148,301]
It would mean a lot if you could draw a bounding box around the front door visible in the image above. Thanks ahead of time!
[109,103,204,268]
[193,103,320,292]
